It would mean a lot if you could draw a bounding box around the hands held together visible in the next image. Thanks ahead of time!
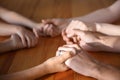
[45,20,120,80]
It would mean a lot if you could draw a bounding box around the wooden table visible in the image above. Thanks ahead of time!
[0,0,120,80]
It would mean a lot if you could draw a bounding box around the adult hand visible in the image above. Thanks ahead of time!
[32,23,45,37]
[56,44,101,78]
[15,27,38,48]
[65,49,100,78]
[66,20,96,33]
[62,28,110,51]
[56,44,81,56]
[40,18,71,37]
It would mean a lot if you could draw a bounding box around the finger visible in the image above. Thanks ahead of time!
[18,34,27,47]
[29,32,38,47]
[65,54,80,67]
[43,24,49,36]
[66,41,74,44]
[45,24,54,36]
[37,27,47,36]
[32,36,38,47]
[56,50,64,56]
[60,63,69,71]
[72,36,79,44]
[41,19,53,24]
[73,29,85,38]
[48,24,59,37]
[25,35,31,48]
[56,50,70,56]
[62,30,72,42]
[65,56,75,67]
[57,47,77,55]
[63,44,81,50]
[33,29,39,38]
[27,30,37,47]
[80,40,97,51]
[57,52,72,63]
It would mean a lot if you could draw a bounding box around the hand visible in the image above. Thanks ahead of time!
[15,27,38,48]
[10,34,26,49]
[43,52,72,73]
[62,28,112,51]
[32,23,47,37]
[65,49,101,78]
[66,20,96,34]
[41,18,71,37]
[56,44,81,56]
[56,44,101,77]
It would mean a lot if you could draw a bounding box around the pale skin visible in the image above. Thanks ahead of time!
[62,20,120,52]
[0,0,119,52]
[0,7,45,37]
[0,22,38,48]
[0,34,27,53]
[0,6,62,52]
[0,23,38,53]
[41,0,120,37]
[0,6,45,52]
[1,1,120,80]
[0,52,71,80]
[57,44,120,80]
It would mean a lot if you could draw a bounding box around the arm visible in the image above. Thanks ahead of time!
[0,22,19,36]
[0,52,71,80]
[0,22,38,48]
[0,7,37,29]
[66,52,120,80]
[0,7,44,37]
[95,23,120,36]
[66,20,120,36]
[40,0,120,37]
[63,24,120,52]
[0,63,48,80]
[96,63,120,80]
[57,44,120,80]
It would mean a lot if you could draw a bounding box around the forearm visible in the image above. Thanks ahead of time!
[0,39,13,53]
[79,22,120,36]
[0,7,37,29]
[69,1,120,23]
[95,23,120,36]
[94,63,120,80]
[99,36,120,52]
[0,23,18,36]
[0,63,48,80]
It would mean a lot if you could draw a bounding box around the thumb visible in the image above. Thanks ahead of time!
[73,29,86,37]
[57,52,72,63]
[62,30,72,42]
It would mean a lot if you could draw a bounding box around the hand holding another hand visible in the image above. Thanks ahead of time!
[56,44,101,78]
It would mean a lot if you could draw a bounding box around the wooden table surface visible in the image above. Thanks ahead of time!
[0,0,120,80]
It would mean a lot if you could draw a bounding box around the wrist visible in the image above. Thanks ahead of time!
[10,25,21,34]
[95,23,102,32]
[42,62,51,74]
[79,58,104,80]
[91,62,111,80]
[87,22,96,31]
[27,22,37,29]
